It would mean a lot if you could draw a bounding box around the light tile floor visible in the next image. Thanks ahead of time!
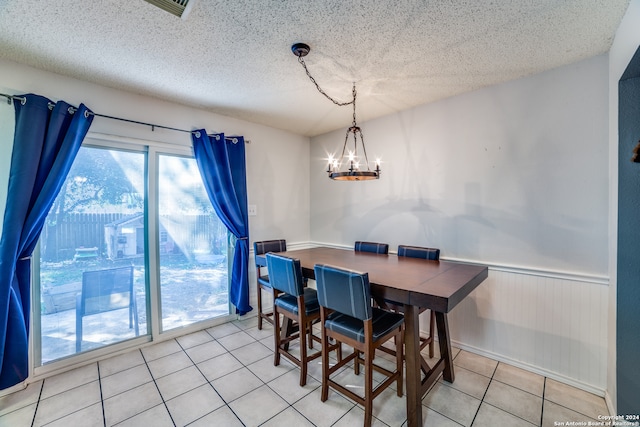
[0,317,609,426]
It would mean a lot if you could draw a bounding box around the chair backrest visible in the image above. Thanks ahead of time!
[314,264,372,321]
[397,245,440,261]
[354,241,389,255]
[254,239,287,258]
[80,266,134,316]
[265,253,305,297]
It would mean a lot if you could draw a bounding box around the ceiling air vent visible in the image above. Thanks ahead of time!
[143,0,197,19]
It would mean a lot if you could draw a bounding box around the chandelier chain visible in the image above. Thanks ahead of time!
[292,42,380,180]
[351,85,357,127]
[298,56,355,107]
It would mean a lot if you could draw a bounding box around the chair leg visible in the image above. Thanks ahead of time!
[131,293,139,336]
[273,308,281,366]
[364,349,374,427]
[321,325,330,402]
[396,328,404,397]
[308,322,314,349]
[257,281,263,330]
[299,317,308,386]
[428,310,435,358]
[76,316,82,353]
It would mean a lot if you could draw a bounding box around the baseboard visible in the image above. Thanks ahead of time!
[604,389,616,417]
[450,339,607,397]
[0,380,28,398]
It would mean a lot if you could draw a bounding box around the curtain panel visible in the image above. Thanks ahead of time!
[0,94,93,389]
[192,131,251,315]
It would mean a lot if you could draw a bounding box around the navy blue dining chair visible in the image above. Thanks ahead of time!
[314,263,403,427]
[397,244,440,358]
[397,244,439,261]
[253,239,287,330]
[266,252,323,386]
[354,241,389,255]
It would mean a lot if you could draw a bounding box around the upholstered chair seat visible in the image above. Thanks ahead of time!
[323,308,404,343]
[274,287,319,316]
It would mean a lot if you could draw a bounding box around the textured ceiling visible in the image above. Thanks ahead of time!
[0,0,630,137]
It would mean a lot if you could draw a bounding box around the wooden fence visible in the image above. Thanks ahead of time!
[40,213,225,262]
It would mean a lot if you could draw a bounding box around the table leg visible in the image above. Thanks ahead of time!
[435,311,455,383]
[404,304,422,427]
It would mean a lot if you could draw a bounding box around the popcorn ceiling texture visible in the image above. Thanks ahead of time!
[0,0,630,136]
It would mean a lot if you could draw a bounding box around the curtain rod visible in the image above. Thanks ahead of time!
[0,92,249,143]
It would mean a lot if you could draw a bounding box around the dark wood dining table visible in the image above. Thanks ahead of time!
[260,246,488,427]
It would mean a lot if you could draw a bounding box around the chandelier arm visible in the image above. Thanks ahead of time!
[352,127,358,160]
[340,128,350,163]
[298,56,354,107]
[357,128,372,171]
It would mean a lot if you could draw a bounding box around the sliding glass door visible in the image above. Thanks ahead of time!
[36,139,232,367]
[38,146,146,362]
[157,154,229,332]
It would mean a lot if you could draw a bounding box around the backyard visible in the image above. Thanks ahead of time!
[36,147,232,364]
[40,252,229,363]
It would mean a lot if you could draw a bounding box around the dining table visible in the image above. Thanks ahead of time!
[259,246,488,427]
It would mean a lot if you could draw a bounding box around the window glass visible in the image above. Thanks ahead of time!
[37,145,231,364]
[39,147,146,362]
[157,154,229,331]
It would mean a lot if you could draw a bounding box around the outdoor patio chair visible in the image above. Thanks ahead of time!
[76,265,139,352]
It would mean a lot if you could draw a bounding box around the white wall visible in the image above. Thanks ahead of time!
[311,55,608,276]
[311,55,610,392]
[0,58,311,311]
[607,0,640,412]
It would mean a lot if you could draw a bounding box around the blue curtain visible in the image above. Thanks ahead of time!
[0,94,93,389]
[192,131,251,315]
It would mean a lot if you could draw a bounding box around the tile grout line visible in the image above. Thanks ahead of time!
[176,331,247,426]
[229,321,357,426]
[30,379,45,427]
[421,350,467,426]
[473,360,546,426]
[468,359,499,426]
[229,331,312,426]
[97,362,106,427]
[541,379,604,422]
[18,320,605,427]
[540,377,547,427]
[140,347,177,427]
[29,368,102,427]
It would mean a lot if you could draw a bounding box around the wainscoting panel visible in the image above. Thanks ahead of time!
[248,243,609,395]
[443,268,608,394]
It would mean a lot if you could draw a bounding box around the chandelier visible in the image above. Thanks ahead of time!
[292,43,381,181]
